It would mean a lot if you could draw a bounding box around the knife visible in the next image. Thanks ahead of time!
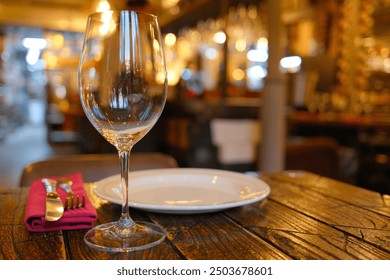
[42,178,64,222]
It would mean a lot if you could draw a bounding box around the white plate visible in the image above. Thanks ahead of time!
[94,168,271,214]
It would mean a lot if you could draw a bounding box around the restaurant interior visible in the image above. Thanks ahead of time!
[0,0,390,194]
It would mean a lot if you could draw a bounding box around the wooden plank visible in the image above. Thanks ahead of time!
[0,187,66,260]
[266,172,389,213]
[152,212,290,260]
[226,199,390,259]
[0,188,19,224]
[64,229,182,260]
[261,173,390,255]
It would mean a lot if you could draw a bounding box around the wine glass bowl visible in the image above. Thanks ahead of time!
[79,10,167,252]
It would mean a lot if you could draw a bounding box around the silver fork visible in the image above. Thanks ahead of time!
[57,178,85,210]
[65,194,85,210]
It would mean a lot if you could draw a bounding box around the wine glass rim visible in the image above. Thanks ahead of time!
[88,10,157,20]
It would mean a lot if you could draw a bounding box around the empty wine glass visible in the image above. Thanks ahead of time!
[78,10,167,252]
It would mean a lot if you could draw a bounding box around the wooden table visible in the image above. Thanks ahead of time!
[1,171,390,260]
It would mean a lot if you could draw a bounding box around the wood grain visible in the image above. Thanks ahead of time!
[1,171,390,260]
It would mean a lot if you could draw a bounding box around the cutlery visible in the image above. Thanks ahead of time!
[57,177,85,209]
[41,178,64,222]
[64,194,86,210]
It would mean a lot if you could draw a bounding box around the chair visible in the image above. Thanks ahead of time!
[285,136,340,179]
[19,152,179,187]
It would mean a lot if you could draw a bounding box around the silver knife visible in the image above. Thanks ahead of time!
[42,178,64,222]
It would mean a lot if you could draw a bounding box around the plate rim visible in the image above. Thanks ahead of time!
[94,168,271,213]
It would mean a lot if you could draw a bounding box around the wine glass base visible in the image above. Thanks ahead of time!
[84,221,166,252]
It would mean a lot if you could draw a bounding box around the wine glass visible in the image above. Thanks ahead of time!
[78,10,167,252]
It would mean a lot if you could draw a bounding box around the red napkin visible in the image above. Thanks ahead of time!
[24,173,98,232]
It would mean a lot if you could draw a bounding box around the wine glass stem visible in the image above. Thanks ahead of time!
[118,149,135,229]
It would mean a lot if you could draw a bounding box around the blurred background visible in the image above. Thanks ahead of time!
[1,0,390,193]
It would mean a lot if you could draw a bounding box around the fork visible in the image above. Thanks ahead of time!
[57,178,85,210]
[64,194,85,210]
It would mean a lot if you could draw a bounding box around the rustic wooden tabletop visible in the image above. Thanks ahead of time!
[1,171,389,260]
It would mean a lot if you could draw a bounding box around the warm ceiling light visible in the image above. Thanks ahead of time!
[165,33,176,47]
[235,39,246,52]
[213,31,226,44]
[52,34,64,48]
[232,68,245,81]
[96,0,110,12]
[257,37,268,49]
[162,0,181,9]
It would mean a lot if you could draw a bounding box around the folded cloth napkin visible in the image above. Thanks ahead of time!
[24,173,98,232]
